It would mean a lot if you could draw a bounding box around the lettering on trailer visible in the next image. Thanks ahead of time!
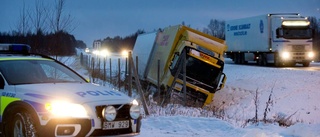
[227,23,251,36]
[76,90,122,97]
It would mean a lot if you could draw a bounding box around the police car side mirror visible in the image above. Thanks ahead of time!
[0,75,4,89]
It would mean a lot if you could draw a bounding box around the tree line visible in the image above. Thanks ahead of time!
[0,0,85,56]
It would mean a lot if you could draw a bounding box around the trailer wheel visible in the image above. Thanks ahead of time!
[234,53,240,64]
[258,54,267,66]
[234,53,245,64]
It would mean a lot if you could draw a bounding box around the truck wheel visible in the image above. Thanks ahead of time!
[6,111,38,137]
[303,62,310,67]
[234,53,239,64]
[258,54,267,66]
[274,53,282,67]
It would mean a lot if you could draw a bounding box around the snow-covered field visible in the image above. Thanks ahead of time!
[139,59,320,137]
[67,54,320,137]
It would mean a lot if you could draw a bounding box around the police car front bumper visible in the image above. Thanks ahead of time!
[37,118,92,137]
[37,116,142,137]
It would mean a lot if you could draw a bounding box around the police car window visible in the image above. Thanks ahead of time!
[0,60,85,85]
[40,63,73,82]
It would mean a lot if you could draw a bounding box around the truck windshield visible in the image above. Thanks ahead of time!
[0,60,86,85]
[170,51,223,92]
[282,28,313,39]
[184,55,222,91]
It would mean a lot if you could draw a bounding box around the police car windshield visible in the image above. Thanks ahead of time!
[0,59,86,85]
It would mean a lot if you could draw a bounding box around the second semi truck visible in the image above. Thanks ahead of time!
[225,13,314,67]
[132,25,227,107]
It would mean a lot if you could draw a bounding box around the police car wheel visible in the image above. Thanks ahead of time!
[11,112,38,137]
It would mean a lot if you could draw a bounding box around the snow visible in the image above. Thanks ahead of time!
[68,52,320,137]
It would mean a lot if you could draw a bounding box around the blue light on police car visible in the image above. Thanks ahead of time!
[0,44,31,53]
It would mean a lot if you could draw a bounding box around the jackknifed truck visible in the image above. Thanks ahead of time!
[225,13,314,67]
[132,25,227,107]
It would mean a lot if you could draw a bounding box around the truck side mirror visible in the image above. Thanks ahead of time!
[0,75,5,89]
[276,28,283,38]
[217,73,227,91]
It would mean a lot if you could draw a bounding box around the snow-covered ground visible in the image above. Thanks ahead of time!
[67,53,320,137]
[138,59,320,137]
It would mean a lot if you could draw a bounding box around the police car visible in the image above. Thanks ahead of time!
[0,44,141,136]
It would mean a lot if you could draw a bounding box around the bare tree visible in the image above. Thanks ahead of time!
[49,0,75,33]
[16,0,31,36]
[204,19,225,39]
[29,0,48,34]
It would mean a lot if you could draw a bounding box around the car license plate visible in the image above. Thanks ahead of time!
[103,120,129,130]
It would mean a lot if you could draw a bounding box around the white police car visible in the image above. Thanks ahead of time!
[0,44,141,136]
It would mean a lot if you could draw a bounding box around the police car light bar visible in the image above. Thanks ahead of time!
[0,44,31,54]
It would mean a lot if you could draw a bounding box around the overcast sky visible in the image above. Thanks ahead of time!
[1,0,319,47]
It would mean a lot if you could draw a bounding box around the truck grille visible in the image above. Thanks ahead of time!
[292,45,305,52]
[292,52,305,60]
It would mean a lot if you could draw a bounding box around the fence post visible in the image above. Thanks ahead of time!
[125,58,127,77]
[109,58,112,85]
[128,52,132,97]
[157,60,160,97]
[98,57,101,81]
[118,58,121,90]
[91,56,95,83]
[130,55,149,115]
[103,57,106,86]
[136,56,138,75]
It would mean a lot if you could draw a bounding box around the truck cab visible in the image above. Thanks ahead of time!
[133,25,227,108]
[158,26,227,107]
[274,16,314,66]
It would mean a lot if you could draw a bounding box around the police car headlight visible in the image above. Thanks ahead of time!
[130,99,140,119]
[102,106,117,121]
[45,101,88,118]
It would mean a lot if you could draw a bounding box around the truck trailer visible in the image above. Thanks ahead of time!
[132,25,227,107]
[225,13,314,67]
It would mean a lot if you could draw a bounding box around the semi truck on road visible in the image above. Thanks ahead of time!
[132,25,227,107]
[225,13,314,67]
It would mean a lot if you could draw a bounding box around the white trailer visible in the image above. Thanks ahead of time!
[225,13,314,67]
[132,31,158,81]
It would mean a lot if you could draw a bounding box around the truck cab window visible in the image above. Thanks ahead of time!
[282,28,313,39]
[169,52,180,70]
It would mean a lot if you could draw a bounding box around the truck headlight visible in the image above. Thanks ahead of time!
[102,106,117,121]
[45,101,88,118]
[281,51,290,60]
[307,52,314,58]
[130,99,140,119]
